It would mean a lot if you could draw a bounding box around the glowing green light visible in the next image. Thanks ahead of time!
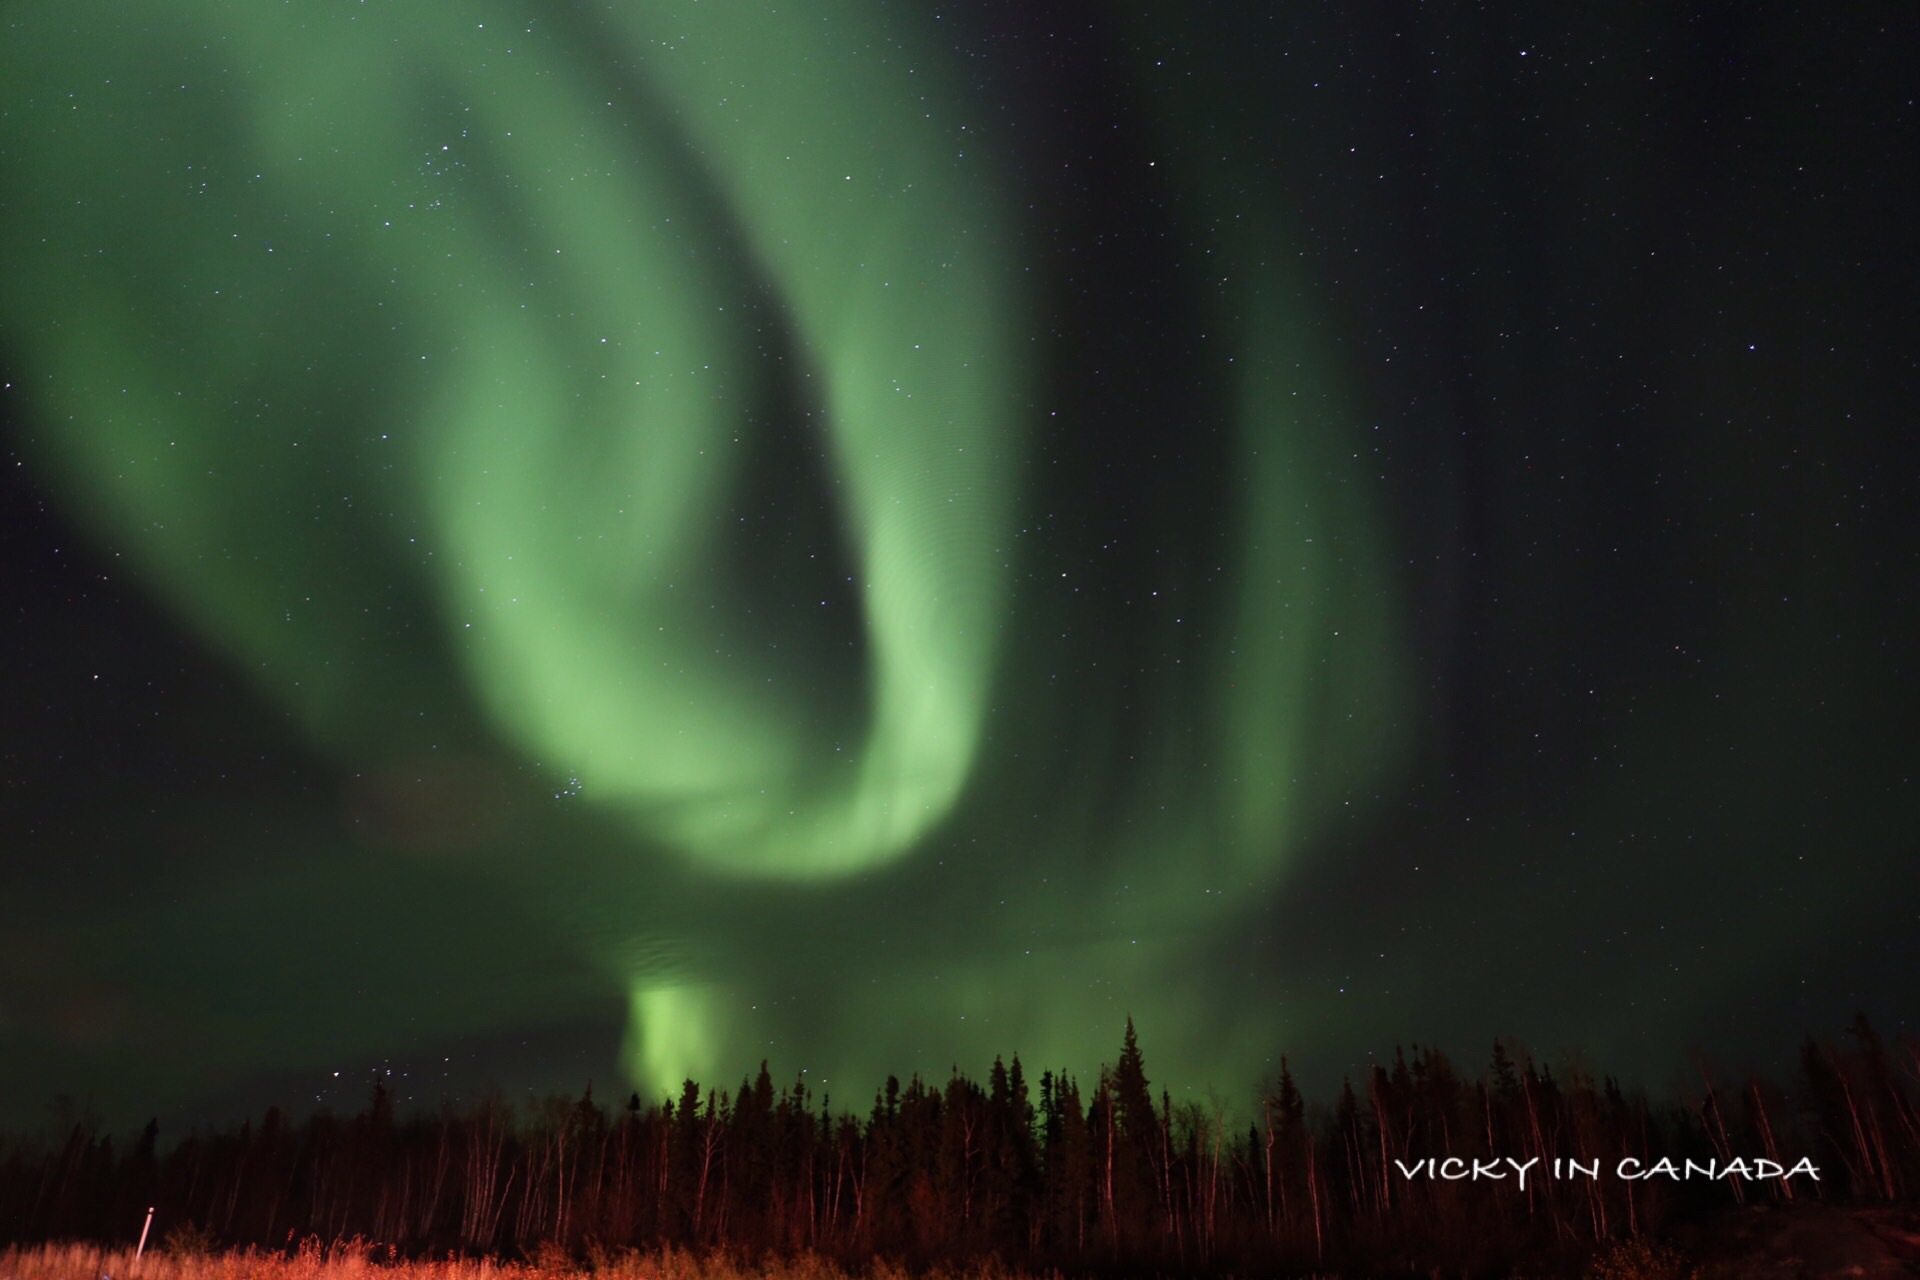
[1,0,1406,1106]
[626,986,725,1096]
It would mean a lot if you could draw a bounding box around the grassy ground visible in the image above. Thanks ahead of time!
[0,1235,1736,1280]
[0,1240,941,1280]
[0,1240,1094,1280]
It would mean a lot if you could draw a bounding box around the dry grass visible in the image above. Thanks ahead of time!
[0,1240,1465,1280]
[0,1241,1024,1280]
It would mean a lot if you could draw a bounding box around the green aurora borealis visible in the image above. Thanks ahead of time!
[1,3,1913,1126]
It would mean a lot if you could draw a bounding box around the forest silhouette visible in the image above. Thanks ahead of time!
[3,1018,1915,1277]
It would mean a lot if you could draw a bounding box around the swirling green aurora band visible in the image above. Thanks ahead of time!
[0,3,1402,1098]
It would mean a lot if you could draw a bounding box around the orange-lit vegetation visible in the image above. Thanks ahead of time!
[2,1019,1914,1277]
[0,1239,956,1280]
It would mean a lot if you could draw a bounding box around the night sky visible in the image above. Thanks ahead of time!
[1,3,1914,1134]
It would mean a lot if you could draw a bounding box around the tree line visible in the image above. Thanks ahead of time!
[2,1017,1914,1275]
